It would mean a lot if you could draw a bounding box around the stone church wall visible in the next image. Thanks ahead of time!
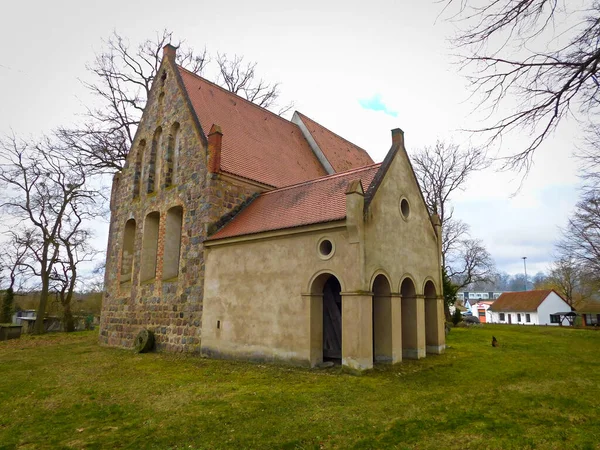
[99,60,259,352]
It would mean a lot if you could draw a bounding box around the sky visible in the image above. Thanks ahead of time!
[0,0,583,277]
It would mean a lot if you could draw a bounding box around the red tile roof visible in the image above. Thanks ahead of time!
[208,164,381,240]
[489,290,566,312]
[296,112,374,172]
[178,67,327,187]
[576,301,600,313]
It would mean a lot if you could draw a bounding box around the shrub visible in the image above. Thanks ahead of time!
[452,308,462,326]
[1,288,14,324]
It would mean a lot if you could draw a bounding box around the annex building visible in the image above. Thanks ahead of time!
[100,45,445,370]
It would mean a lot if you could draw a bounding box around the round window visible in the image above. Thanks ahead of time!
[317,238,335,260]
[400,198,410,219]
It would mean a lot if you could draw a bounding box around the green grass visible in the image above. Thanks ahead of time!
[0,326,598,449]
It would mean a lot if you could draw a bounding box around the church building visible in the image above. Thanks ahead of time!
[100,44,445,371]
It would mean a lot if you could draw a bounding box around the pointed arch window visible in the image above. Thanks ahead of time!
[120,219,136,283]
[148,128,162,194]
[133,140,145,198]
[162,206,183,280]
[140,212,160,282]
[165,123,180,187]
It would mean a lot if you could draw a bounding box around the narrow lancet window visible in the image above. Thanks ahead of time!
[140,212,160,282]
[162,206,183,280]
[133,140,145,198]
[148,128,162,193]
[165,123,180,188]
[120,219,136,282]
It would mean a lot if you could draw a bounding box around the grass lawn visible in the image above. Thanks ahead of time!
[0,325,598,449]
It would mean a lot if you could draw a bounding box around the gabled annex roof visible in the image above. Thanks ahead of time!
[489,290,566,312]
[207,164,381,240]
[293,112,374,172]
[176,65,373,188]
[575,301,600,313]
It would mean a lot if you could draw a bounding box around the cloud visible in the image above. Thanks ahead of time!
[358,94,398,117]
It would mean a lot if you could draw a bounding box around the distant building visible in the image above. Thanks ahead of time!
[576,302,600,327]
[489,290,571,326]
[456,291,503,302]
[467,300,495,323]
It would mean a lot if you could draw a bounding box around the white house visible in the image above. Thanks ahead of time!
[467,300,495,323]
[489,290,572,326]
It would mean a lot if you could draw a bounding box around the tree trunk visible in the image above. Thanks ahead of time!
[34,273,49,334]
[62,300,75,332]
[444,303,451,322]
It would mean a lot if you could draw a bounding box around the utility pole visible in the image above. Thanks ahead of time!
[522,257,528,291]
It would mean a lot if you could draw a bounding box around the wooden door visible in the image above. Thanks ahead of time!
[323,279,342,359]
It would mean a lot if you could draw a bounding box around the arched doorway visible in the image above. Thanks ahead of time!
[401,277,425,359]
[310,273,343,364]
[372,274,392,363]
[424,280,440,354]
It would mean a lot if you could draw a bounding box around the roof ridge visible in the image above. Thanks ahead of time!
[259,163,382,196]
[296,111,370,155]
[177,65,298,128]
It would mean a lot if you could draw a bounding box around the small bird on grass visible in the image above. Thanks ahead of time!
[492,336,499,347]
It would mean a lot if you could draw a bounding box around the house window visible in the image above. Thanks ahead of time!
[585,314,599,326]
[517,313,521,322]
[526,314,531,323]
[550,314,561,324]
[478,310,485,317]
[499,313,505,321]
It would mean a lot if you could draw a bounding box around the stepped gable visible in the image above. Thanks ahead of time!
[208,164,381,240]
[295,112,374,172]
[178,67,327,187]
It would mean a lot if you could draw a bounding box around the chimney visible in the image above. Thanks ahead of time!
[163,44,177,61]
[208,124,223,173]
[391,128,404,147]
[345,179,364,244]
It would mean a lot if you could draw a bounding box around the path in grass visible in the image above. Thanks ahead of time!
[0,325,598,449]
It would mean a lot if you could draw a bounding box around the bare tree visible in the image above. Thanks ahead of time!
[50,216,97,331]
[558,192,600,284]
[0,231,30,291]
[0,233,30,323]
[411,140,493,315]
[60,30,292,174]
[0,135,97,334]
[447,238,495,290]
[216,53,292,115]
[411,140,492,269]
[412,140,488,231]
[445,1,600,171]
[546,257,580,307]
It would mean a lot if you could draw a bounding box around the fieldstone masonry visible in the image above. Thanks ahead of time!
[100,52,261,352]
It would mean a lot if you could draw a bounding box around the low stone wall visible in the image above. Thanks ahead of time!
[0,325,23,341]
